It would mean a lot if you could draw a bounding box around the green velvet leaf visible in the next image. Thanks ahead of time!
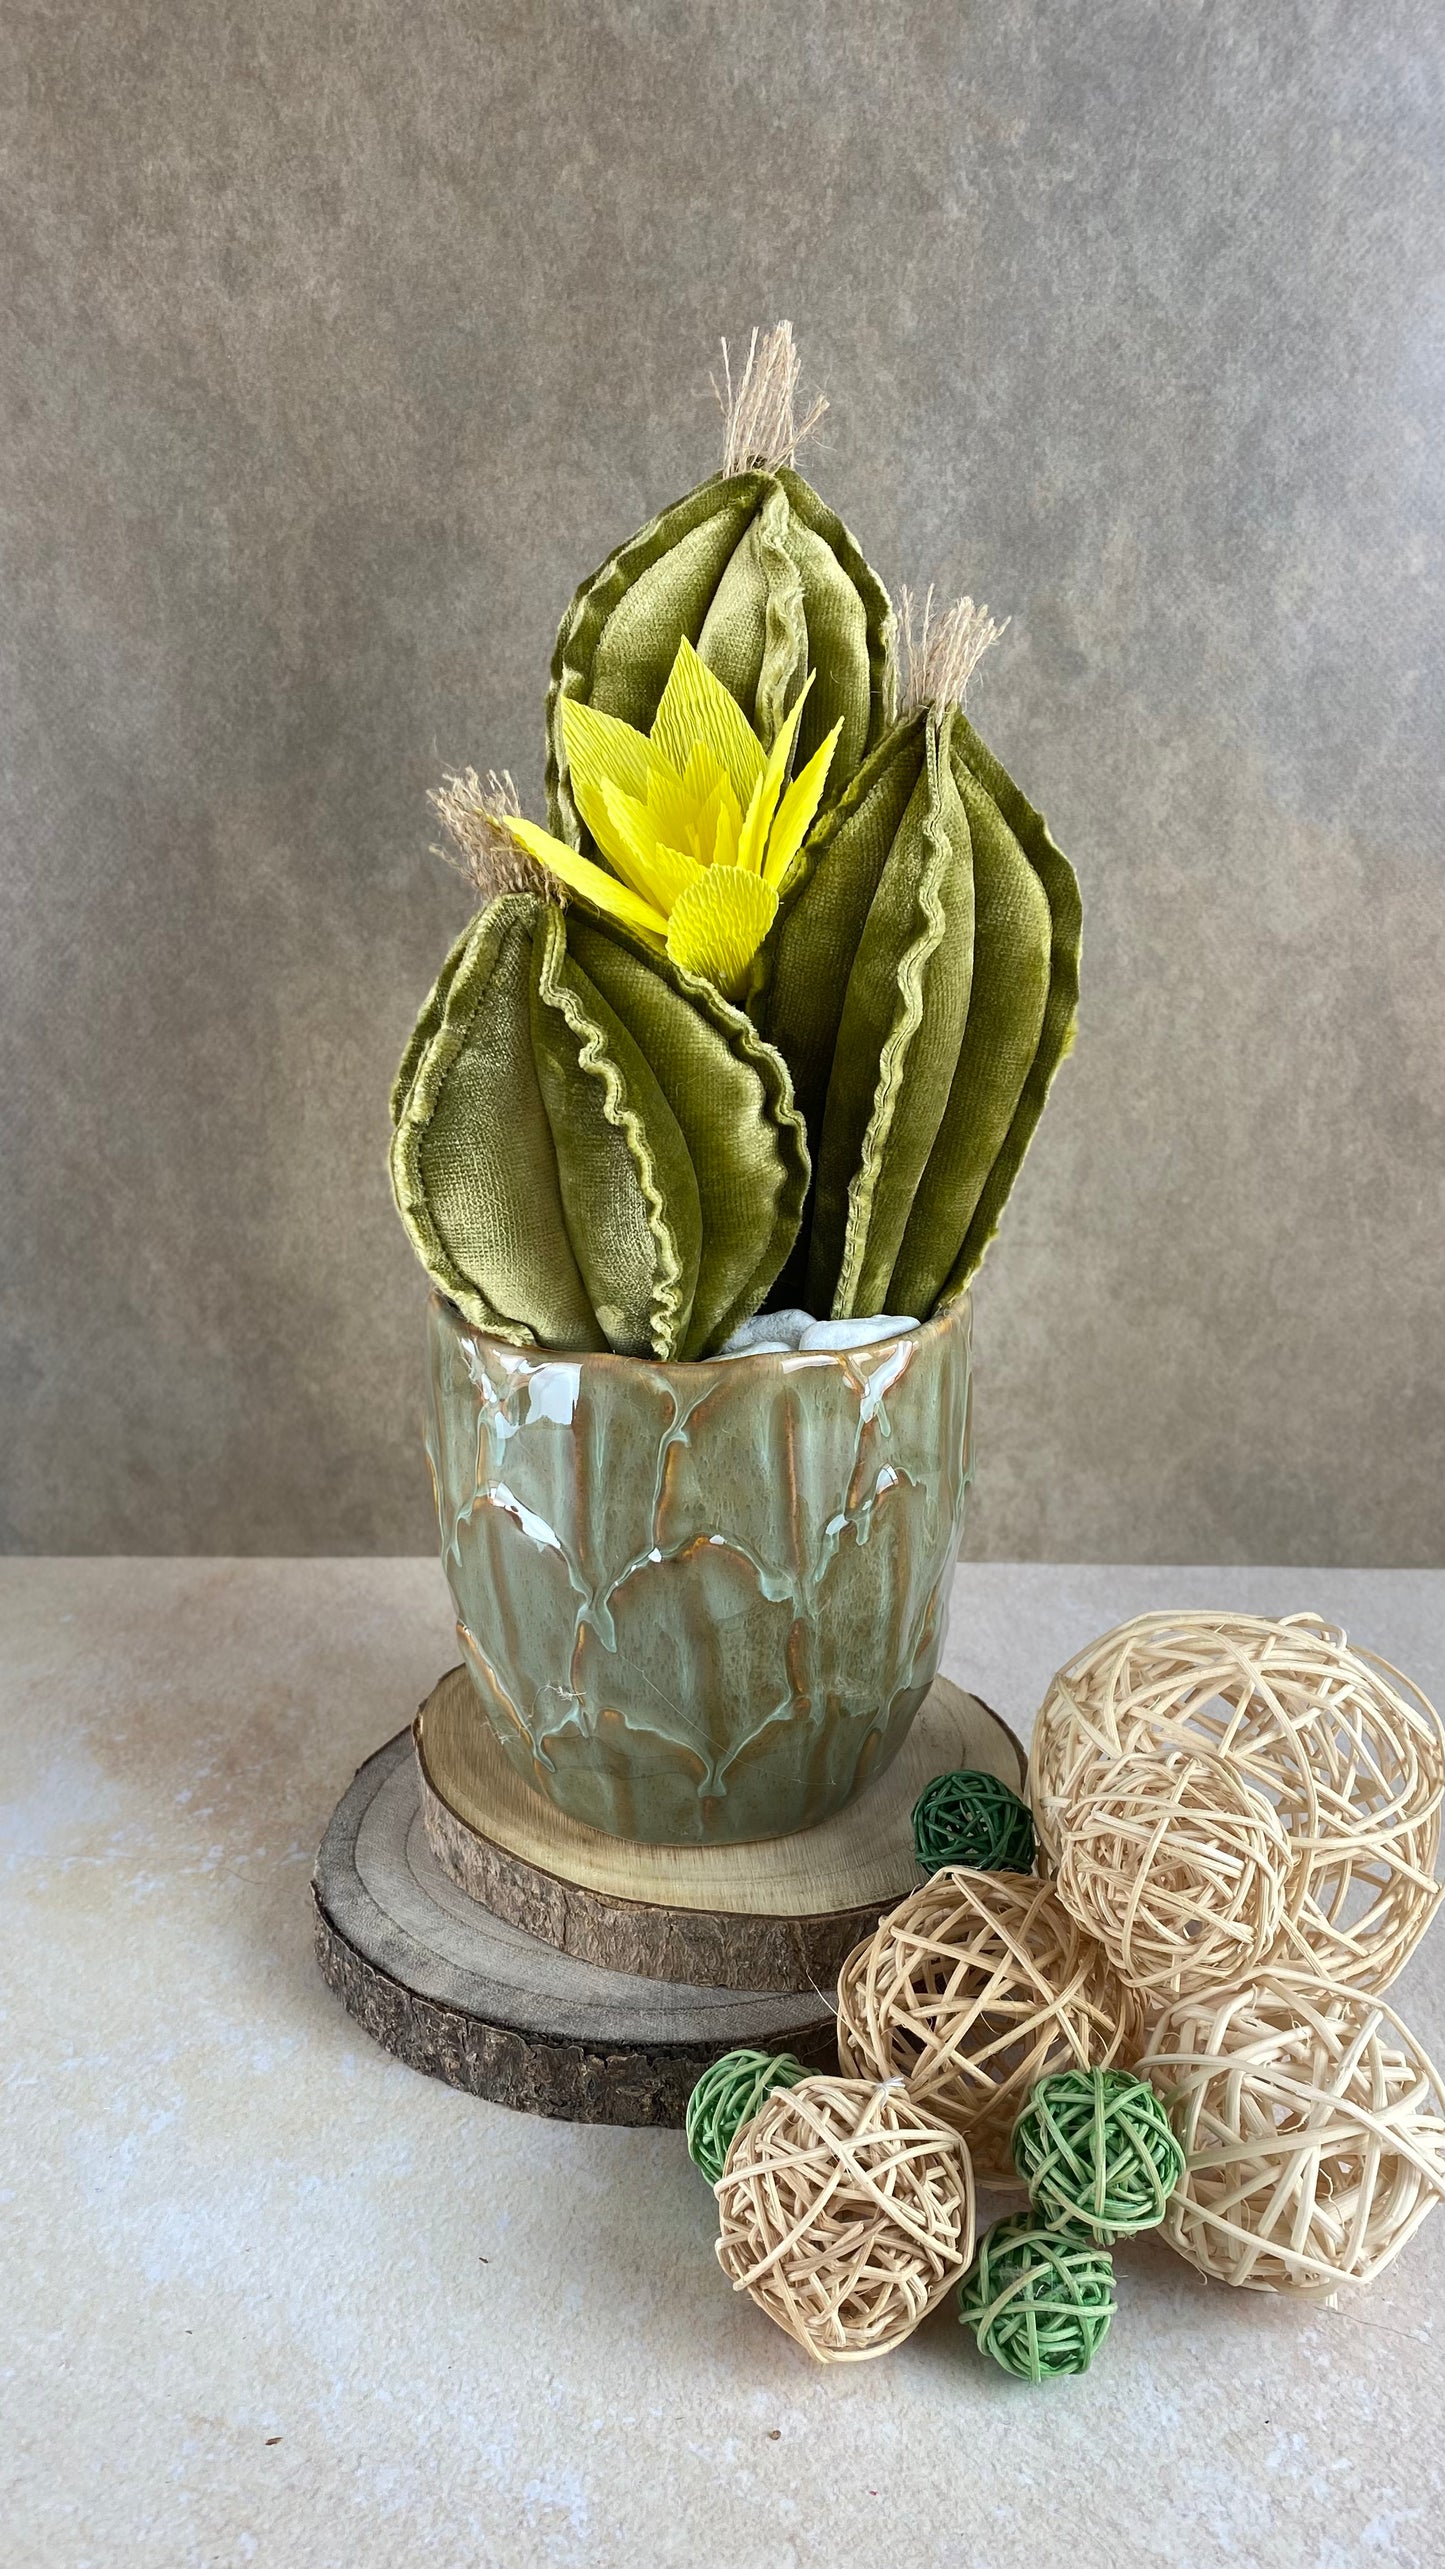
[568,920,810,1357]
[757,712,929,1165]
[546,468,895,852]
[777,468,896,787]
[758,700,1080,1324]
[388,894,605,1349]
[388,912,471,1129]
[807,712,976,1317]
[529,906,701,1358]
[552,480,766,825]
[695,480,805,750]
[886,748,1053,1315]
[389,894,810,1361]
[935,716,1081,1301]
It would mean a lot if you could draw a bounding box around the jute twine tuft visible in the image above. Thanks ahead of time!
[900,584,1007,712]
[835,1871,1141,2181]
[714,2076,975,2364]
[1141,1972,1445,2294]
[1031,1612,1444,1994]
[430,768,563,908]
[714,321,827,478]
[1011,2066,1184,2239]
[959,2212,1116,2381]
[1055,1748,1293,1998]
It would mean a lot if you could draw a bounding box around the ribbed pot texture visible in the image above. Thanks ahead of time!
[425,1289,973,1845]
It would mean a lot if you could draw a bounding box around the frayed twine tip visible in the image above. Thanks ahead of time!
[431,768,566,909]
[901,583,1009,714]
[714,320,827,477]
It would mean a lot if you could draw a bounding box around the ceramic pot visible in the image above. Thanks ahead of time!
[425,1288,973,1846]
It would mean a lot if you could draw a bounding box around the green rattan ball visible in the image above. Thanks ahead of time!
[959,2213,1116,2382]
[1011,2067,1186,2240]
[685,2049,808,2184]
[912,1768,1036,1876]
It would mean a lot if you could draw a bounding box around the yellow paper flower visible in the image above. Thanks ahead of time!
[502,640,842,998]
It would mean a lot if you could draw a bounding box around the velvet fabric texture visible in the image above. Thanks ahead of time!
[389,891,808,1357]
[392,440,1080,1356]
[546,467,896,856]
[759,703,1080,1320]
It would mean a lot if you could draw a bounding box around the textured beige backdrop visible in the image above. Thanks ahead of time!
[1,0,1440,1562]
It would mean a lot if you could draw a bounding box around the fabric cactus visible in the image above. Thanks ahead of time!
[389,888,809,1358]
[547,463,895,861]
[759,597,1080,1320]
[389,328,1082,1355]
[900,706,1080,1312]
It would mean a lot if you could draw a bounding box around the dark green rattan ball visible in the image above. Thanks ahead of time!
[685,2049,808,2184]
[911,1768,1035,1876]
[1011,2067,1185,2240]
[959,2213,1116,2382]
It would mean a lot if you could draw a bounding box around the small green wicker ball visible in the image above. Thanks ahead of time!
[685,2048,808,2184]
[959,2213,1116,2382]
[1011,2067,1185,2240]
[912,1768,1035,1875]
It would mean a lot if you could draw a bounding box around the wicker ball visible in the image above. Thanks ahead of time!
[686,2048,807,2184]
[913,1769,1035,1876]
[1055,1748,1294,1998]
[715,2076,975,2364]
[1011,2066,1184,2239]
[835,1870,1142,2180]
[1141,1972,1445,2295]
[1031,1611,1444,1993]
[959,2213,1116,2380]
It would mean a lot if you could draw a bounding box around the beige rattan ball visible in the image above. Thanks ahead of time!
[1031,1612,1444,1994]
[714,2075,975,2363]
[835,1870,1142,2179]
[1141,1972,1445,2295]
[1055,1748,1295,1998]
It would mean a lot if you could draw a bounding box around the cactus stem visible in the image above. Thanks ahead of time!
[901,584,1009,713]
[431,768,567,908]
[714,321,828,477]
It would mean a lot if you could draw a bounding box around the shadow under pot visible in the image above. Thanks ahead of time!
[424,1288,973,1846]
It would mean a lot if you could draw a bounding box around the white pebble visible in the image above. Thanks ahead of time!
[796,1314,920,1353]
[715,1307,815,1356]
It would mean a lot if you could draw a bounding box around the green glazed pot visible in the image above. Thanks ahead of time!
[425,1288,973,1845]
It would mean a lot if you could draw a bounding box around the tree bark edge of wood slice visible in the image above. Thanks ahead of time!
[312,1732,838,2127]
[416,1669,1029,1992]
[314,1887,835,2126]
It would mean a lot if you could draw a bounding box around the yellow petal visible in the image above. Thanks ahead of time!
[683,772,728,866]
[664,866,778,999]
[710,793,739,871]
[644,746,738,867]
[598,781,703,913]
[678,737,726,807]
[560,696,656,857]
[650,637,765,815]
[762,719,843,892]
[502,816,667,944]
[735,673,815,873]
[644,757,695,852]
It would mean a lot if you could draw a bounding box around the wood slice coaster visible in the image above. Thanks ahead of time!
[313,1731,837,2128]
[416,1668,1028,1993]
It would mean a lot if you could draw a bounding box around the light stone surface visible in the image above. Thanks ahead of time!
[1,1,1442,1566]
[3,1556,1442,2569]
